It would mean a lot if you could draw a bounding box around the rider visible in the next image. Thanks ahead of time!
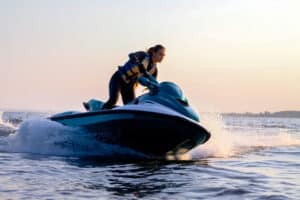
[102,44,166,109]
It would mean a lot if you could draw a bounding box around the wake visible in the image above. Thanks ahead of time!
[189,113,300,160]
[0,111,16,136]
[1,111,299,160]
[0,117,145,158]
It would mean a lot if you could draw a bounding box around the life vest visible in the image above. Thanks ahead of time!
[118,51,157,83]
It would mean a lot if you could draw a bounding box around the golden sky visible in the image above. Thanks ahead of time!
[1,0,299,112]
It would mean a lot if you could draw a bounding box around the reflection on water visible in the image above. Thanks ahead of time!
[66,158,209,198]
[1,146,300,200]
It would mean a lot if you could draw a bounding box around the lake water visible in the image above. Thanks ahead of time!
[0,111,299,199]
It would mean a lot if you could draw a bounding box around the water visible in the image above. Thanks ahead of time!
[0,111,300,199]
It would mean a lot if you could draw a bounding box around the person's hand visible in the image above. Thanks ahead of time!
[144,72,159,85]
[137,76,159,95]
[149,84,159,95]
[137,76,150,87]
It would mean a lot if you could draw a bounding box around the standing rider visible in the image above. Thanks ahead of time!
[102,44,166,109]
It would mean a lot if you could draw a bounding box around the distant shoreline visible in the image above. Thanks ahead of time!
[1,109,300,119]
[222,111,300,119]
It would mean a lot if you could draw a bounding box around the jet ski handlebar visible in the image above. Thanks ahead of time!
[138,75,159,94]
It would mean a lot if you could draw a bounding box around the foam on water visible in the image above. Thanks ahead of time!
[0,111,14,128]
[1,111,299,160]
[189,113,300,160]
[0,117,145,158]
[0,111,16,136]
[0,111,3,124]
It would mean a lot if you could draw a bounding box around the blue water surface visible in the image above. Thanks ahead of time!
[0,111,299,200]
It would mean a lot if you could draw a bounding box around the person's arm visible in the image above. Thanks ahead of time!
[152,67,158,79]
[143,71,158,85]
[137,76,159,95]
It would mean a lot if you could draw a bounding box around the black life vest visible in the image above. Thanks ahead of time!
[118,51,157,83]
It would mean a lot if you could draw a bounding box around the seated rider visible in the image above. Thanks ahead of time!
[102,44,166,109]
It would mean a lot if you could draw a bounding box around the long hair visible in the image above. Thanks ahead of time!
[147,44,165,56]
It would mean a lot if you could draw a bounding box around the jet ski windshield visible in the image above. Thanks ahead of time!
[158,82,189,106]
[139,77,189,107]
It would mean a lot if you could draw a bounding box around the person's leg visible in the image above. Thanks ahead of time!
[102,72,121,109]
[121,82,136,104]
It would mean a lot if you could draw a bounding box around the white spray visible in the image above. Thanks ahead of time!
[189,113,300,160]
[0,111,16,136]
[0,118,145,157]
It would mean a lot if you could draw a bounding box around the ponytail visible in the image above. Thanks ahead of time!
[147,44,165,56]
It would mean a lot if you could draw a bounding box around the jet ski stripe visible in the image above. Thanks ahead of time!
[57,113,135,126]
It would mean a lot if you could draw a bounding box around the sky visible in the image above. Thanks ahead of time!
[1,0,299,113]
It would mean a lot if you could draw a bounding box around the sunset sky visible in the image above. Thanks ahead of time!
[1,0,299,113]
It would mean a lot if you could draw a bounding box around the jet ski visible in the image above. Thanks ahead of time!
[50,77,210,158]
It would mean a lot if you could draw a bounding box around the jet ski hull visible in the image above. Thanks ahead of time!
[50,110,210,157]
